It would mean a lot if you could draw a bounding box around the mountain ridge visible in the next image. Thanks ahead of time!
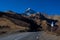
[0,9,60,35]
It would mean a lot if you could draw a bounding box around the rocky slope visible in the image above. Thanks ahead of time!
[0,9,60,35]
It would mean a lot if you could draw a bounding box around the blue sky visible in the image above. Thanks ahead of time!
[0,0,60,15]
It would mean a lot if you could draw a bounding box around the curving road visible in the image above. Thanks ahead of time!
[0,31,59,40]
[0,32,40,40]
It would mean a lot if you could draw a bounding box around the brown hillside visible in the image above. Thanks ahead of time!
[0,11,60,35]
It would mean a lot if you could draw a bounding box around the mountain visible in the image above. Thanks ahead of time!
[0,9,60,35]
[23,8,36,16]
[0,11,43,34]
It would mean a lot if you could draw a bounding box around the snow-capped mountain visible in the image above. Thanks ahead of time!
[24,8,36,16]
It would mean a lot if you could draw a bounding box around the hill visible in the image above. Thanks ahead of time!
[0,9,60,35]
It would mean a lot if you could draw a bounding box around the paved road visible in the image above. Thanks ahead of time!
[0,31,60,40]
[0,32,40,40]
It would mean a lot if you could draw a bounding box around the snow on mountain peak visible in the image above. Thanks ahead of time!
[26,8,31,11]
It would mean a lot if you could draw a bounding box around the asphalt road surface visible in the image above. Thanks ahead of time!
[0,31,60,40]
[0,32,40,40]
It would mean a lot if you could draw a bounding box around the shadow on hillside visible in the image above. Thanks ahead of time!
[0,13,58,32]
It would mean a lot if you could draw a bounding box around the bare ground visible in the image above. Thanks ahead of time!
[38,31,60,40]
